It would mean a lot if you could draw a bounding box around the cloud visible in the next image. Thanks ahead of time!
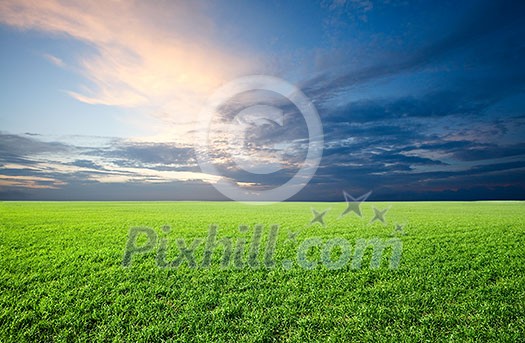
[0,175,66,189]
[0,133,233,193]
[0,132,70,156]
[42,53,65,67]
[0,0,257,137]
[69,159,103,170]
[303,0,525,103]
[1,128,524,200]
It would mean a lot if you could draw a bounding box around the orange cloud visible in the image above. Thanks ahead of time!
[0,175,66,189]
[0,0,257,138]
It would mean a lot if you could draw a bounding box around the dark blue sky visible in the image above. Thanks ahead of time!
[0,0,524,201]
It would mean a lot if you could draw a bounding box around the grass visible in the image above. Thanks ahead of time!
[0,201,524,342]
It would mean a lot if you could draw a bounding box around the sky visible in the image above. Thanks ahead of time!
[0,0,524,201]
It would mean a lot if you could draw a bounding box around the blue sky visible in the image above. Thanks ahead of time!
[0,0,524,201]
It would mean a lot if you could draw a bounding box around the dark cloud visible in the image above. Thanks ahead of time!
[322,88,508,125]
[69,159,104,170]
[303,0,525,102]
[448,143,525,162]
[101,143,196,168]
[0,132,70,157]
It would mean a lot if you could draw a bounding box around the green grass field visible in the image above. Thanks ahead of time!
[1,201,524,342]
